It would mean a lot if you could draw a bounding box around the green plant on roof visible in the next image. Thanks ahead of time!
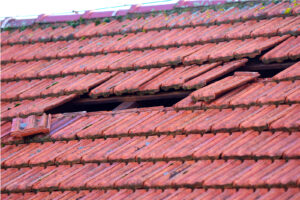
[95,19,101,26]
[67,21,80,28]
[103,18,111,23]
[284,7,292,14]
[79,16,85,24]
[116,16,122,21]
[80,36,86,40]
[46,81,58,89]
[14,103,21,107]
[3,27,12,32]
[19,25,27,32]
[293,0,300,6]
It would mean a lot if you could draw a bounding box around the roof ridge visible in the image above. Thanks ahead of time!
[1,0,282,29]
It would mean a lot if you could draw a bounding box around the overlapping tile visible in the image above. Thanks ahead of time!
[1,1,299,45]
[2,188,300,200]
[0,32,290,81]
[2,131,299,167]
[262,36,300,63]
[1,32,290,63]
[1,159,299,192]
[273,61,300,81]
[1,72,115,101]
[191,71,260,102]
[2,1,299,198]
[176,79,300,109]
[90,62,224,98]
[1,94,77,121]
[2,104,299,143]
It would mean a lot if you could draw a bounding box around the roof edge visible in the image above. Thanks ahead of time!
[1,0,271,29]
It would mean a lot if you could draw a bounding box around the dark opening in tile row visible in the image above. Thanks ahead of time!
[2,104,299,144]
[176,79,300,109]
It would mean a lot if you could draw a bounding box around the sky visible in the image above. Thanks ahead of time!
[0,0,178,20]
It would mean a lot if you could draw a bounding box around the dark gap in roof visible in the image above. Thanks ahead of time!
[47,101,120,114]
[239,48,296,78]
[47,91,190,114]
[137,95,184,108]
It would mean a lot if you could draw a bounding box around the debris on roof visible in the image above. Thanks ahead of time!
[10,114,51,138]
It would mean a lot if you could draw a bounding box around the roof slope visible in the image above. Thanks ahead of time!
[1,1,300,199]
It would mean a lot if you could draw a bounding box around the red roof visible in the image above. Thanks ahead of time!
[1,0,300,199]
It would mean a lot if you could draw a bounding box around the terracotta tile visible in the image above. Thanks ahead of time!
[192,133,228,157]
[251,160,287,186]
[261,160,299,185]
[113,162,156,186]
[106,136,148,160]
[273,61,300,80]
[32,164,81,189]
[183,59,248,90]
[266,104,300,129]
[240,189,267,200]
[262,36,299,63]
[150,161,194,187]
[283,133,300,157]
[1,193,25,200]
[4,143,42,166]
[77,190,106,200]
[191,72,259,102]
[129,111,169,134]
[1,143,26,165]
[1,168,29,190]
[85,163,125,187]
[57,163,97,188]
[273,188,300,200]
[50,116,90,139]
[28,141,69,165]
[82,137,129,161]
[95,113,134,136]
[5,167,40,191]
[241,105,296,130]
[183,109,219,133]
[54,139,94,163]
[279,15,300,35]
[74,115,111,138]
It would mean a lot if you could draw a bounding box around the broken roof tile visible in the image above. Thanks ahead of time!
[10,113,51,138]
[261,36,300,63]
[191,71,260,102]
[273,61,300,81]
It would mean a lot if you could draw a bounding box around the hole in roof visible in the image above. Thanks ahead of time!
[237,48,297,79]
[47,91,190,114]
